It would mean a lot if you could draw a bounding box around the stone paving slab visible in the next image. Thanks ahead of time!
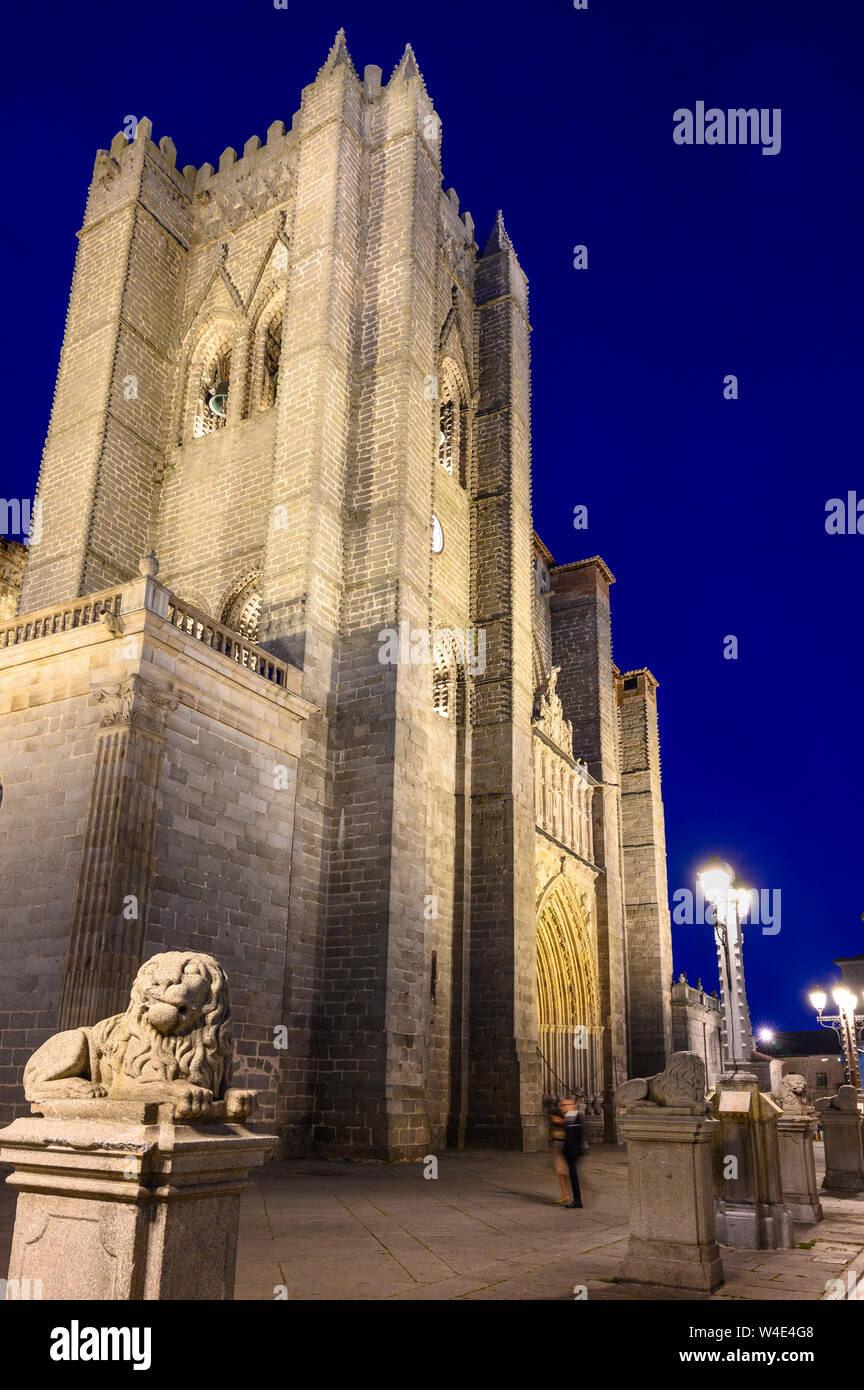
[232,1144,864,1301]
[4,1141,864,1301]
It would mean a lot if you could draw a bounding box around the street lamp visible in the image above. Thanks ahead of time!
[698,857,795,1249]
[698,855,755,1081]
[810,986,864,1094]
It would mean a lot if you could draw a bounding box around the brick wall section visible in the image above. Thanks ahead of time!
[0,634,100,1125]
[0,595,310,1129]
[257,44,364,1154]
[143,640,307,1131]
[670,980,723,1088]
[21,123,189,611]
[617,668,674,1076]
[466,216,543,1150]
[0,540,27,621]
[549,558,628,1133]
[314,52,443,1159]
[428,214,474,1149]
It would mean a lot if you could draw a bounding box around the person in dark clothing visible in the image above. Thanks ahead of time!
[561,1097,586,1208]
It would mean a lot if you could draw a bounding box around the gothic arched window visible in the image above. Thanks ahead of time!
[261,312,282,410]
[437,364,468,488]
[433,632,454,719]
[438,399,456,475]
[194,346,232,437]
[221,575,262,644]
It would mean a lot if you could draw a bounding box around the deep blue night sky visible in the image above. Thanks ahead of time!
[3,1,861,1032]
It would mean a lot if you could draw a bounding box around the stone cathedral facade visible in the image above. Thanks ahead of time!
[0,35,673,1158]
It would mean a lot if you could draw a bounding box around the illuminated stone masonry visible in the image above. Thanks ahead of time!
[0,33,674,1158]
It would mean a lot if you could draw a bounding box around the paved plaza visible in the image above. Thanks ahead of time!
[3,1143,863,1301]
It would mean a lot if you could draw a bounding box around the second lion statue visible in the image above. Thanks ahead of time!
[24,951,257,1122]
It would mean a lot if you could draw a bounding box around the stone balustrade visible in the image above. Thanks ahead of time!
[0,582,290,690]
[165,595,289,688]
[0,585,125,647]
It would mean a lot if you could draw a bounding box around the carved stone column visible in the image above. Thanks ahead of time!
[58,676,178,1029]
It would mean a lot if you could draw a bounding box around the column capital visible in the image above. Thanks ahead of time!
[94,675,178,737]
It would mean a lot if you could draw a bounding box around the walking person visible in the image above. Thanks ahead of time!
[561,1096,587,1208]
[547,1097,570,1204]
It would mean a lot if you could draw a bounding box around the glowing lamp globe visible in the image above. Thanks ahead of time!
[698,856,734,901]
[733,886,752,919]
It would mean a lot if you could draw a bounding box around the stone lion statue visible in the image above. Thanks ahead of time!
[24,951,256,1122]
[615,1050,707,1112]
[777,1073,809,1112]
[815,1084,859,1114]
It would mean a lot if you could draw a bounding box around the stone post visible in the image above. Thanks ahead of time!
[0,1102,273,1300]
[777,1113,823,1222]
[616,1052,724,1292]
[816,1086,864,1191]
[775,1074,822,1223]
[710,1079,794,1248]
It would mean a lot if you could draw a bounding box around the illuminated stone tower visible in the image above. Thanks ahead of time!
[0,34,674,1157]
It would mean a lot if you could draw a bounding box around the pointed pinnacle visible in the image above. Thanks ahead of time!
[389,42,427,91]
[321,28,358,78]
[483,210,511,255]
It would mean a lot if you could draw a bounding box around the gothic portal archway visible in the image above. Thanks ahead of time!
[536,875,603,1110]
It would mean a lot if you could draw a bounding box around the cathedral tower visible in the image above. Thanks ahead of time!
[0,34,672,1156]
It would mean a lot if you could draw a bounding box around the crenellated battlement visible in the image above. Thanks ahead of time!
[85,32,477,246]
[88,113,297,241]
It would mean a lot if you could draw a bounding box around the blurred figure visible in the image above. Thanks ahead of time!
[561,1095,587,1208]
[547,1097,569,1203]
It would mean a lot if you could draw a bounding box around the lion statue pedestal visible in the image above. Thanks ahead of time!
[710,1075,794,1249]
[0,952,276,1301]
[815,1086,864,1192]
[775,1075,823,1223]
[615,1052,725,1293]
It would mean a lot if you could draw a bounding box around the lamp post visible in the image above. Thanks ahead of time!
[698,856,794,1247]
[809,987,864,1095]
[699,856,755,1082]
